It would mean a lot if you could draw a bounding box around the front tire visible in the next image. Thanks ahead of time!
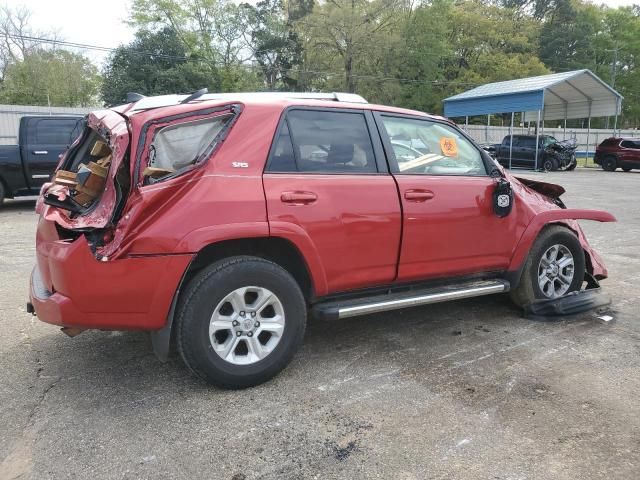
[566,155,577,171]
[622,167,632,172]
[176,256,307,388]
[510,226,585,308]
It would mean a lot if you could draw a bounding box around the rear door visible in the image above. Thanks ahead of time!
[502,135,520,167]
[518,136,537,167]
[22,117,82,190]
[263,108,402,295]
[374,113,527,282]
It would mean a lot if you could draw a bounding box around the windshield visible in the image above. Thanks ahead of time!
[544,136,557,146]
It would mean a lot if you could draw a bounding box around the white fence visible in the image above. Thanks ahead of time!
[459,125,640,156]
[0,104,93,145]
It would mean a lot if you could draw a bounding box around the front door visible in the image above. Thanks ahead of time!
[263,108,402,295]
[374,113,527,282]
[620,140,640,168]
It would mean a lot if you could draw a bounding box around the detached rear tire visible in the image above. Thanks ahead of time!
[510,226,585,308]
[176,256,306,388]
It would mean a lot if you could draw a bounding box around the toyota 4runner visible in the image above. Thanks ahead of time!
[29,91,615,388]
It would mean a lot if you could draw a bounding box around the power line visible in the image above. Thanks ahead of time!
[5,33,485,88]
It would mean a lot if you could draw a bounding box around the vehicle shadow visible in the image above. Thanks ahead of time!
[19,293,598,408]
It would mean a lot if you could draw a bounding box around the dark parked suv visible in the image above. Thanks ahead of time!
[595,137,640,171]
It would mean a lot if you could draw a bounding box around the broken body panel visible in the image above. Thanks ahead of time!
[30,97,615,335]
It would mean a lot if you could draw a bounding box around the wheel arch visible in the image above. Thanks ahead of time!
[506,209,616,289]
[151,235,319,361]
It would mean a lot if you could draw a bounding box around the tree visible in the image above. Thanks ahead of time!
[1,49,100,106]
[0,5,60,80]
[296,0,404,93]
[101,27,221,105]
[242,0,308,90]
[129,0,262,91]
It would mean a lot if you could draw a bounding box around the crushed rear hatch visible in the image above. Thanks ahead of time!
[37,109,129,230]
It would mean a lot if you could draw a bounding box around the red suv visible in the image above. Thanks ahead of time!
[595,137,640,171]
[29,92,615,388]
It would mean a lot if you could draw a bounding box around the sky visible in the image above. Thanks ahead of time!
[4,0,640,68]
[5,0,135,66]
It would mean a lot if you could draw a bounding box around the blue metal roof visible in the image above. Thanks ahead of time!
[443,69,622,119]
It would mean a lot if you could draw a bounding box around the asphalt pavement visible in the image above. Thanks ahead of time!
[0,168,638,479]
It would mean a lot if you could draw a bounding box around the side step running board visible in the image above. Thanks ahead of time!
[312,280,510,321]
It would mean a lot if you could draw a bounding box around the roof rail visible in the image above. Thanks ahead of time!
[129,91,368,112]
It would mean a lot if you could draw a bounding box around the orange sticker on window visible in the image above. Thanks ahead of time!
[440,137,458,157]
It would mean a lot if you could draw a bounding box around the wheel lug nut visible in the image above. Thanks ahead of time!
[232,320,239,327]
[236,331,242,337]
[240,311,246,317]
[255,321,260,328]
[251,312,256,317]
[247,332,253,337]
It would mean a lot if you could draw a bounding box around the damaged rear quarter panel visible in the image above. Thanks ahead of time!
[103,102,280,257]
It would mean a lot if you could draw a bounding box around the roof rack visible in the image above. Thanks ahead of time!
[129,91,368,112]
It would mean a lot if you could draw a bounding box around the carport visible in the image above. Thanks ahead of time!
[443,70,623,169]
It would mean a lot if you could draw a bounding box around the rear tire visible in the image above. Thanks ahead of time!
[510,226,585,308]
[542,157,558,172]
[602,156,617,171]
[176,256,307,388]
[0,182,5,206]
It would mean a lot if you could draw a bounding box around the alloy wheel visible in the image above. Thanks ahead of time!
[209,286,285,365]
[537,244,575,298]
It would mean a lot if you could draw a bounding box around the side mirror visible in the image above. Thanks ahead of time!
[493,178,513,217]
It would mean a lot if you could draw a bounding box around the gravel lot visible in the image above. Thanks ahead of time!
[1,168,639,480]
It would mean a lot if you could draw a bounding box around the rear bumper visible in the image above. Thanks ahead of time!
[593,152,602,165]
[30,236,193,330]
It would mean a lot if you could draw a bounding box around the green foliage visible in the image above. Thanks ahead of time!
[1,49,100,106]
[101,28,221,105]
[2,0,640,126]
[243,0,306,90]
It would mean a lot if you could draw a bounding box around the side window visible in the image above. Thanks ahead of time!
[379,116,486,176]
[33,119,81,145]
[621,140,640,149]
[149,115,231,172]
[268,109,377,173]
[520,137,536,149]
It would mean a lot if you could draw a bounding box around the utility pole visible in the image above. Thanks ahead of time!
[605,44,619,129]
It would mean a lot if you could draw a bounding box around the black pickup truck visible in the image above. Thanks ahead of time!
[484,134,577,171]
[0,115,83,204]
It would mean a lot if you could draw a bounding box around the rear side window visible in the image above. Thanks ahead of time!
[149,116,231,171]
[268,109,377,173]
[520,137,537,148]
[32,118,82,145]
[621,140,640,150]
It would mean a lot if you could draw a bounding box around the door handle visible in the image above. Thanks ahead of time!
[33,150,48,155]
[281,191,318,204]
[404,190,434,202]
